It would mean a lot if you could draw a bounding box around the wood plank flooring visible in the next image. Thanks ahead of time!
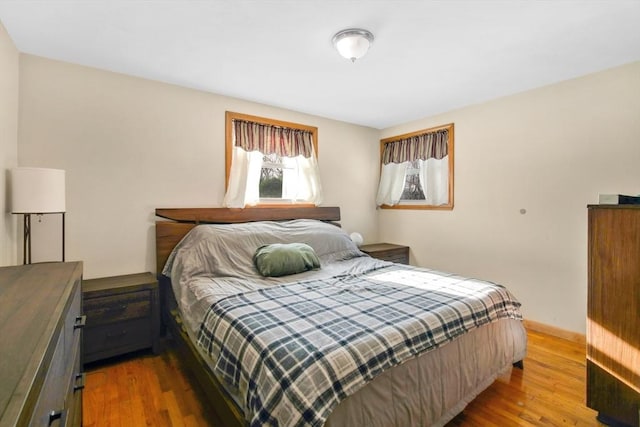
[83,330,603,426]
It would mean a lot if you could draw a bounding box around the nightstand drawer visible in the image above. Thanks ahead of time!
[360,243,410,265]
[379,252,409,264]
[85,291,151,326]
[84,318,152,361]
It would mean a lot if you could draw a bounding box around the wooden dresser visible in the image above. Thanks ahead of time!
[83,272,160,364]
[0,262,84,427]
[587,205,640,426]
[360,243,410,264]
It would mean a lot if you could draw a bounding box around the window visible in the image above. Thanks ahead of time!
[376,123,454,210]
[223,112,322,208]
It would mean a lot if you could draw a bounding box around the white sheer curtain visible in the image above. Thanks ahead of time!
[376,162,408,206]
[282,154,323,205]
[417,156,449,206]
[223,147,264,208]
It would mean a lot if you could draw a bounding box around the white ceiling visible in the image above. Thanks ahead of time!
[1,0,639,129]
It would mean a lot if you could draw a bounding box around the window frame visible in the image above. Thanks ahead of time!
[379,123,454,210]
[225,111,319,207]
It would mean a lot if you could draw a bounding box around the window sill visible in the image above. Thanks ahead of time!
[380,203,453,211]
[250,203,317,209]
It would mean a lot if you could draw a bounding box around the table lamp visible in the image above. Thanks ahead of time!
[11,167,66,264]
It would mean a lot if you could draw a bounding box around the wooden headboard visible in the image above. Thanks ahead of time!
[155,206,340,274]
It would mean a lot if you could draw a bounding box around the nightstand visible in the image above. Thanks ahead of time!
[82,272,160,364]
[360,243,410,264]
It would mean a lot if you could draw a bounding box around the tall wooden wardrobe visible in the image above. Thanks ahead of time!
[587,205,640,426]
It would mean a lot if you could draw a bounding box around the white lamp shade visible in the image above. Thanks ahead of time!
[350,232,364,247]
[11,167,66,213]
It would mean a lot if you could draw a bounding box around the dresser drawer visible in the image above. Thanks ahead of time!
[64,280,83,361]
[30,331,66,426]
[66,389,82,427]
[64,343,83,427]
[84,290,151,326]
[84,318,152,362]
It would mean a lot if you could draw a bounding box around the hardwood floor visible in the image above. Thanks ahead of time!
[83,345,223,427]
[447,331,600,426]
[83,330,603,426]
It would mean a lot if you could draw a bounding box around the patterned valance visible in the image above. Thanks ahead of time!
[382,129,448,165]
[234,119,314,158]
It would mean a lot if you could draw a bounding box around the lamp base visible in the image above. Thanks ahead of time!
[23,214,31,265]
[19,212,65,264]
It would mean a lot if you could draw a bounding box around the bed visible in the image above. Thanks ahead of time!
[155,206,527,427]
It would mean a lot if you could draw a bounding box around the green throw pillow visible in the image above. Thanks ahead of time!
[253,243,321,277]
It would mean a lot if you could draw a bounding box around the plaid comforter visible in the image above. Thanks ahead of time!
[196,265,522,427]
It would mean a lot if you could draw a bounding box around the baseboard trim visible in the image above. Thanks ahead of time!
[523,319,586,346]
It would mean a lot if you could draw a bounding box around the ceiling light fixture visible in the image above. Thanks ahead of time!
[332,28,374,63]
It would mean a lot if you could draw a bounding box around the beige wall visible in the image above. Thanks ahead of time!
[0,20,18,266]
[15,48,639,333]
[18,55,380,278]
[379,61,640,334]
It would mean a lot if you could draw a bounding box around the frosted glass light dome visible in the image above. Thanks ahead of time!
[332,29,374,62]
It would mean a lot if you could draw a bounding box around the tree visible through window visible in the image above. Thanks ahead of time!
[260,153,285,198]
[401,160,426,200]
